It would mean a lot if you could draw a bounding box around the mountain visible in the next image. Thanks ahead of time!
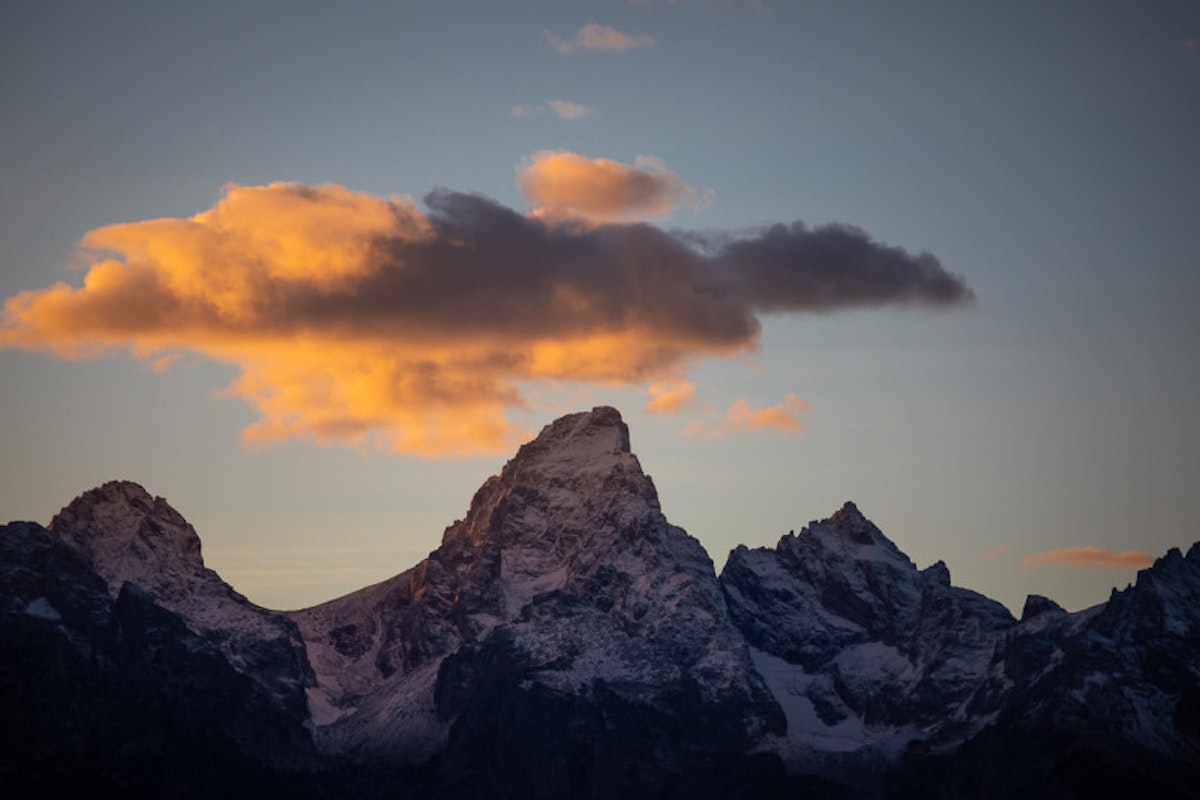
[0,519,319,798]
[720,502,1016,791]
[289,406,784,797]
[2,406,1198,798]
[48,481,314,716]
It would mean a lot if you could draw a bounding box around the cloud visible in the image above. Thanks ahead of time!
[1021,547,1153,571]
[512,100,597,120]
[984,544,1011,560]
[519,151,710,222]
[645,380,699,415]
[545,24,656,54]
[1,165,973,458]
[547,99,596,120]
[684,395,809,439]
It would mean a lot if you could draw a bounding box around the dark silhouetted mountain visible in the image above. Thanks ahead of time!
[2,407,1197,798]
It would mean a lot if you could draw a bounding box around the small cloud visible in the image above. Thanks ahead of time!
[547,99,596,120]
[518,150,710,223]
[984,544,1012,560]
[512,100,597,121]
[645,380,698,415]
[725,395,809,432]
[1021,547,1153,571]
[685,395,809,439]
[1185,35,1198,53]
[545,23,656,54]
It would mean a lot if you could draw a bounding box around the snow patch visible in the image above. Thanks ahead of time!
[23,595,62,621]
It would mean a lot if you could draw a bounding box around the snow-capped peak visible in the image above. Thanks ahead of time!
[49,481,313,714]
[443,406,657,549]
[50,480,206,595]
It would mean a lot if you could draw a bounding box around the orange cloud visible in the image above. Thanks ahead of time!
[545,24,656,54]
[519,151,709,222]
[684,395,809,439]
[1,168,972,458]
[984,544,1012,560]
[645,380,698,415]
[1021,547,1153,571]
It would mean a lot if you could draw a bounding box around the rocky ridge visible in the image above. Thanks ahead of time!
[2,406,1198,798]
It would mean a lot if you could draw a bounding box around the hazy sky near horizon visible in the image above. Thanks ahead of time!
[2,0,1198,614]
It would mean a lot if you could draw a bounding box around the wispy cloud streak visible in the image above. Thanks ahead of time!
[545,24,656,54]
[512,100,597,120]
[1022,547,1153,571]
[684,396,810,439]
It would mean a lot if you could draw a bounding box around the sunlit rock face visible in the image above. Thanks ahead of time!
[2,408,1199,798]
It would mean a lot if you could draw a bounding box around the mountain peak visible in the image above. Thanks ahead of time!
[514,404,630,461]
[50,481,204,594]
[823,499,885,547]
[445,406,645,550]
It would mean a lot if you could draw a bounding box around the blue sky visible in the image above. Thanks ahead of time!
[2,0,1198,612]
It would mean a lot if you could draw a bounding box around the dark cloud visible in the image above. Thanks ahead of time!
[717,221,974,312]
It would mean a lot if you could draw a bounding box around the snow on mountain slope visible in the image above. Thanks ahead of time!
[721,501,1015,778]
[49,481,313,714]
[289,406,782,764]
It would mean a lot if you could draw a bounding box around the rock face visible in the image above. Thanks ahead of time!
[721,502,1200,798]
[925,542,1200,799]
[0,521,319,798]
[2,407,1199,798]
[49,481,314,717]
[289,406,784,795]
[720,501,1015,789]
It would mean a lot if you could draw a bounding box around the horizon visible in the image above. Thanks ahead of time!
[3,0,1198,616]
[21,403,1180,617]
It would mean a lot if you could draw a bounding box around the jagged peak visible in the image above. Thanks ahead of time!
[1021,593,1065,621]
[513,405,631,461]
[922,559,951,586]
[49,480,205,595]
[823,500,883,546]
[777,501,916,573]
[66,480,157,512]
[831,499,864,521]
[492,406,641,491]
[442,407,656,549]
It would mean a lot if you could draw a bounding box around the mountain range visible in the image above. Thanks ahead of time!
[3,406,1198,798]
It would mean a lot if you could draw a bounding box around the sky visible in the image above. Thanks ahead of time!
[2,0,1198,614]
